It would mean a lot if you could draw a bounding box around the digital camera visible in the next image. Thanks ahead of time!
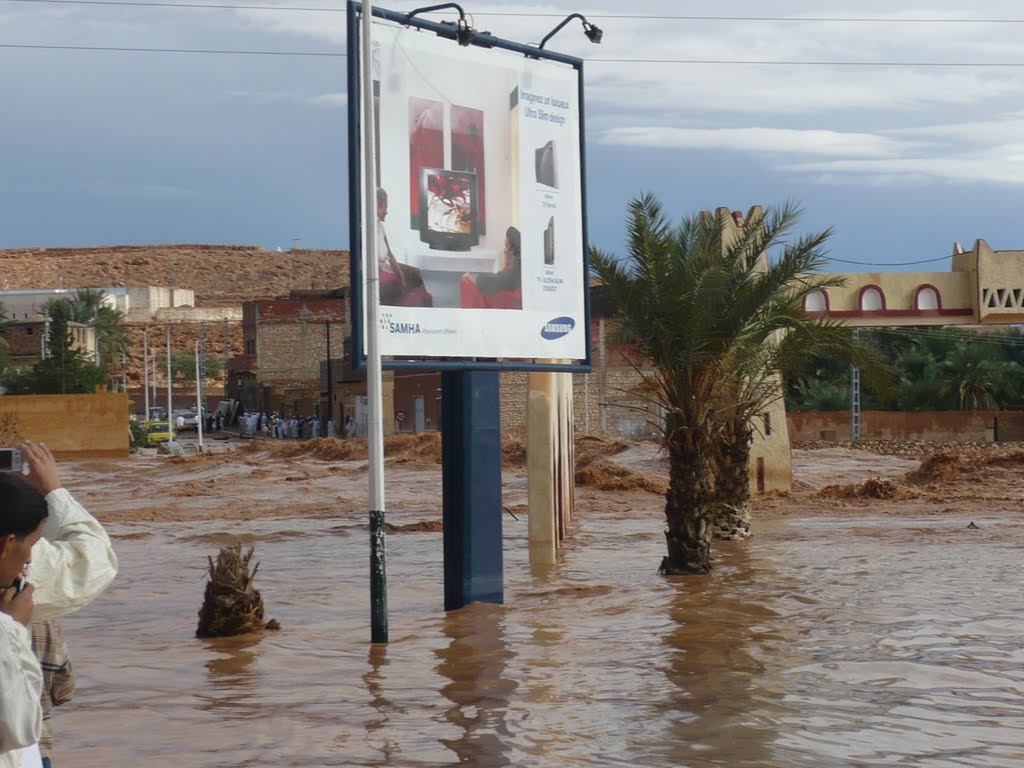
[0,448,23,473]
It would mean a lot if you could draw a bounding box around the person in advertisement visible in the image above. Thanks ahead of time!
[460,225,522,309]
[376,187,432,307]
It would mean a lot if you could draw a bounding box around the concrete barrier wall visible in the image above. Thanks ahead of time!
[787,410,1024,443]
[0,393,130,458]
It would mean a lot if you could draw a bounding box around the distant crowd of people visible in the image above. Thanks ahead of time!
[239,412,356,441]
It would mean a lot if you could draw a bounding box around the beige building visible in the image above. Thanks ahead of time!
[803,238,1024,327]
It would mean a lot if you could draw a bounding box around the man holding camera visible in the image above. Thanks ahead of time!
[0,441,118,768]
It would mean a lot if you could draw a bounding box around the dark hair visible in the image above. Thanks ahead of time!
[505,226,521,262]
[0,474,48,539]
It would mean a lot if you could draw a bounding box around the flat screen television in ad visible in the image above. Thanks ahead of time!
[418,168,479,252]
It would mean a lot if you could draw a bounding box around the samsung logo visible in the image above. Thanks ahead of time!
[541,316,575,340]
[389,322,421,334]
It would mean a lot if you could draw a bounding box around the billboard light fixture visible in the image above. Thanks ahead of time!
[538,12,603,50]
[405,2,475,46]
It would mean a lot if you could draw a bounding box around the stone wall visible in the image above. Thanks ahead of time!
[499,366,658,437]
[0,393,130,458]
[787,409,1024,443]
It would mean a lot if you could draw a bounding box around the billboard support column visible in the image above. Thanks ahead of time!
[527,371,557,565]
[361,0,389,644]
[441,370,504,610]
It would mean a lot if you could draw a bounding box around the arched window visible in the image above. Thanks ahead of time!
[860,286,885,311]
[804,290,828,313]
[915,285,940,311]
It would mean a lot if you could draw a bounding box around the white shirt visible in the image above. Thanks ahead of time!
[0,615,42,768]
[0,488,118,768]
[376,219,397,273]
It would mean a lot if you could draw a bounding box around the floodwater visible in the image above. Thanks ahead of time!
[46,444,1024,767]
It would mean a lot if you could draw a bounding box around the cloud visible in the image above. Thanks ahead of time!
[599,126,913,157]
[225,90,345,108]
[82,180,209,199]
[311,92,347,108]
[783,150,1024,186]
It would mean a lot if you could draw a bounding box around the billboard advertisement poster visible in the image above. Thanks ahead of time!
[354,12,588,363]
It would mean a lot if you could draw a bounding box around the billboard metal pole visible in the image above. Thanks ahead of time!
[361,0,389,644]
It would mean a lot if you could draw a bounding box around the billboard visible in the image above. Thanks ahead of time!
[349,5,590,366]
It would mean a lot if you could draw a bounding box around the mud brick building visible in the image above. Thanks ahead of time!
[229,290,346,418]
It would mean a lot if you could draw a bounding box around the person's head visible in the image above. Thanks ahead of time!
[376,188,389,221]
[0,473,48,588]
[504,226,521,267]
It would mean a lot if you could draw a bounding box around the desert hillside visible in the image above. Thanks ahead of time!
[0,244,350,305]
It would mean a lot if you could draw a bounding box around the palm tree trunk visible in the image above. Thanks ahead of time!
[711,420,753,540]
[660,432,713,574]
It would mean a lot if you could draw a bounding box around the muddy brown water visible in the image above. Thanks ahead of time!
[45,449,1024,767]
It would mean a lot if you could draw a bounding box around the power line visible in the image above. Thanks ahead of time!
[0,42,343,55]
[588,59,1024,67]
[869,326,1024,348]
[6,0,1024,24]
[5,44,1024,68]
[827,255,952,267]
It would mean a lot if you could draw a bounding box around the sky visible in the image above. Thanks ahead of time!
[3,0,1024,273]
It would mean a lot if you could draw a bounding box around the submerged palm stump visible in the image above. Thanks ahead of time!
[196,545,278,637]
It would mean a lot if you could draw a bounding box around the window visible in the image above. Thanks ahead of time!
[245,340,255,354]
[915,286,939,310]
[763,412,772,436]
[860,287,884,311]
[804,291,828,312]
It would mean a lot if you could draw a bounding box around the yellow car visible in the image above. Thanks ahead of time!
[145,420,172,448]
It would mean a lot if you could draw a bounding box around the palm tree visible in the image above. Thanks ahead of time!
[710,321,890,540]
[590,196,858,573]
[940,342,1018,410]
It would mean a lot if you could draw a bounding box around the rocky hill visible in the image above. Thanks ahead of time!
[0,244,350,306]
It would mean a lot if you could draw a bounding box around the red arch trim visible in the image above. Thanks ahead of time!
[914,283,943,310]
[857,284,887,311]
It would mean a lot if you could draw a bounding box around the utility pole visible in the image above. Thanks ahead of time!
[850,327,861,442]
[166,324,174,442]
[198,323,208,418]
[223,318,230,401]
[195,339,204,451]
[143,328,150,419]
[361,0,388,644]
[325,319,333,428]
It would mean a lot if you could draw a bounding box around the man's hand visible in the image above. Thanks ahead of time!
[0,583,34,627]
[18,441,61,497]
